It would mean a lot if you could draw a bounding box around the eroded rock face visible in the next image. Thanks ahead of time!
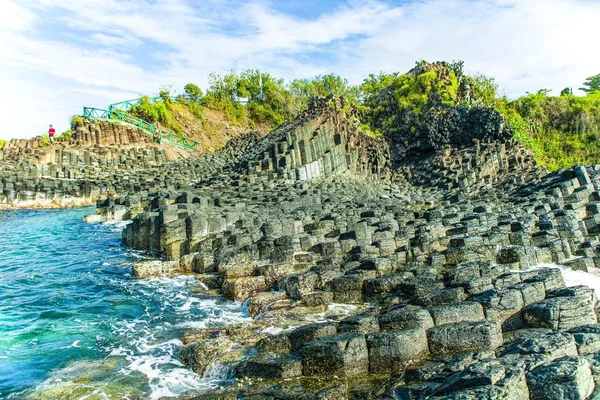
[88,96,600,399]
[0,121,260,210]
[526,356,595,400]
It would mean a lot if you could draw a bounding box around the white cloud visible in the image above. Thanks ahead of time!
[0,0,599,139]
[0,0,38,32]
[334,0,600,96]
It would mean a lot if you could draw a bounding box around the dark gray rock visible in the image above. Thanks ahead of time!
[366,328,429,374]
[379,305,435,331]
[526,356,595,400]
[428,301,485,326]
[288,322,338,351]
[523,286,598,331]
[299,333,369,377]
[238,355,303,379]
[338,314,380,335]
[427,321,503,356]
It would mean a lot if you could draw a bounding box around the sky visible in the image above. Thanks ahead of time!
[1,0,599,140]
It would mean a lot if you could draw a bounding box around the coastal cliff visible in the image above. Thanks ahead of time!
[5,61,600,398]
[0,120,254,210]
[93,91,600,398]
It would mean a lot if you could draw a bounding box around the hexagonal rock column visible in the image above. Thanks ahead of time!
[366,327,429,374]
[427,321,503,356]
[299,333,368,377]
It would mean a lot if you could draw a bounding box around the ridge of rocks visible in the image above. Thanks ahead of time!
[0,120,261,209]
[86,93,600,398]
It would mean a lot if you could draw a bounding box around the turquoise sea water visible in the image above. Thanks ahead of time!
[0,207,248,399]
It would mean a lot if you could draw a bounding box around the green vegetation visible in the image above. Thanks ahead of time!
[39,134,50,148]
[497,91,600,170]
[130,95,185,134]
[203,69,294,127]
[128,70,362,133]
[581,74,600,94]
[97,62,600,171]
[184,83,203,102]
[0,139,5,149]
[58,130,73,140]
[70,115,84,129]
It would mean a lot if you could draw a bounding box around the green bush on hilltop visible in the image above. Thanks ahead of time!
[58,130,73,140]
[581,74,600,93]
[498,90,600,170]
[70,115,84,129]
[130,94,184,134]
[38,134,50,147]
[203,70,361,128]
[90,61,600,171]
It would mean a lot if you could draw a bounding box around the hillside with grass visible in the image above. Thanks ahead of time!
[70,62,600,169]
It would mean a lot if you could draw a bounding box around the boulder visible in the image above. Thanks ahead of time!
[499,332,578,370]
[568,325,600,355]
[526,356,595,400]
[523,286,598,331]
[471,287,524,331]
[299,333,369,377]
[238,355,303,379]
[366,328,429,374]
[256,334,292,355]
[520,268,566,292]
[379,306,435,331]
[132,260,182,278]
[288,322,337,351]
[338,314,380,335]
[427,321,503,356]
[222,276,268,301]
[428,301,485,326]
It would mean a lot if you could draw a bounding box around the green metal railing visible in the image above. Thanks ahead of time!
[82,106,200,150]
[107,96,180,112]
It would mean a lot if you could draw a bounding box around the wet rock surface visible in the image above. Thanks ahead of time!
[35,96,600,398]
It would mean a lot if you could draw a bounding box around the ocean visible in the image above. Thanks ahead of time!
[0,207,248,399]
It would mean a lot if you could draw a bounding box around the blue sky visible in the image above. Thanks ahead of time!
[1,0,599,139]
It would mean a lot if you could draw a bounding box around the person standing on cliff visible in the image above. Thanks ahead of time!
[48,125,55,143]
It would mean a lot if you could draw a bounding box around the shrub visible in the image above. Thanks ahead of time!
[184,83,203,103]
[130,95,185,134]
[70,115,84,129]
[38,134,50,147]
[58,130,73,140]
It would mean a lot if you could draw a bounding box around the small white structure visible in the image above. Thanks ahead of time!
[232,95,249,105]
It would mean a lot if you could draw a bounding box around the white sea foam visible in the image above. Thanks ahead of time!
[29,258,249,399]
[261,326,284,335]
[103,276,249,399]
[101,220,132,234]
[203,361,236,379]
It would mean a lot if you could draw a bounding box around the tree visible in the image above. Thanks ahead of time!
[311,74,361,104]
[184,83,203,103]
[580,74,600,93]
[158,85,173,103]
[560,87,573,96]
[468,74,499,107]
[360,72,396,107]
[287,74,361,114]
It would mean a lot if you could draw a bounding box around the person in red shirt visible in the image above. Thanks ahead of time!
[48,125,55,143]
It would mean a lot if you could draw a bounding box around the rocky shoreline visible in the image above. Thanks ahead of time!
[84,96,600,399]
[6,90,600,398]
[0,120,260,211]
